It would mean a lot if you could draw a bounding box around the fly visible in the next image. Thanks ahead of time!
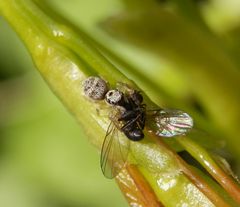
[101,83,193,178]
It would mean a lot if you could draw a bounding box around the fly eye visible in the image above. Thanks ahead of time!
[83,76,108,100]
[105,90,123,105]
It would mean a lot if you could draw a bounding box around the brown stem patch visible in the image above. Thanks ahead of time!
[147,131,231,207]
[116,164,163,207]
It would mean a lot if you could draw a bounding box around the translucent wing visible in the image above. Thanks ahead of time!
[146,109,193,137]
[100,121,130,179]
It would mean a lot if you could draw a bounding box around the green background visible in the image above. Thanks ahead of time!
[0,1,127,207]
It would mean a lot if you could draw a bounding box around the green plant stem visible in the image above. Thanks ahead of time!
[177,136,240,204]
[147,132,232,207]
[116,164,163,207]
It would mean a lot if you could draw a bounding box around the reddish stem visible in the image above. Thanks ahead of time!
[148,131,231,207]
[116,164,163,207]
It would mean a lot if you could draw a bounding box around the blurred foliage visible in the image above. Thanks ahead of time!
[0,0,240,207]
[0,2,126,207]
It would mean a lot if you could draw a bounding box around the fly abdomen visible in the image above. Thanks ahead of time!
[124,129,144,141]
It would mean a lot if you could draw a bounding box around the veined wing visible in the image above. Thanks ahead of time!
[100,121,130,179]
[146,109,193,137]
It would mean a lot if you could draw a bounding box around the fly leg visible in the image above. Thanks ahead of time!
[121,114,140,132]
[118,110,137,122]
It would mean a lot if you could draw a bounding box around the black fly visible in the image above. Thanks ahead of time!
[101,85,146,178]
[101,83,193,179]
[105,88,146,141]
[83,78,193,179]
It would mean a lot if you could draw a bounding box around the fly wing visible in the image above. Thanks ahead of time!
[146,109,193,137]
[100,121,130,179]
